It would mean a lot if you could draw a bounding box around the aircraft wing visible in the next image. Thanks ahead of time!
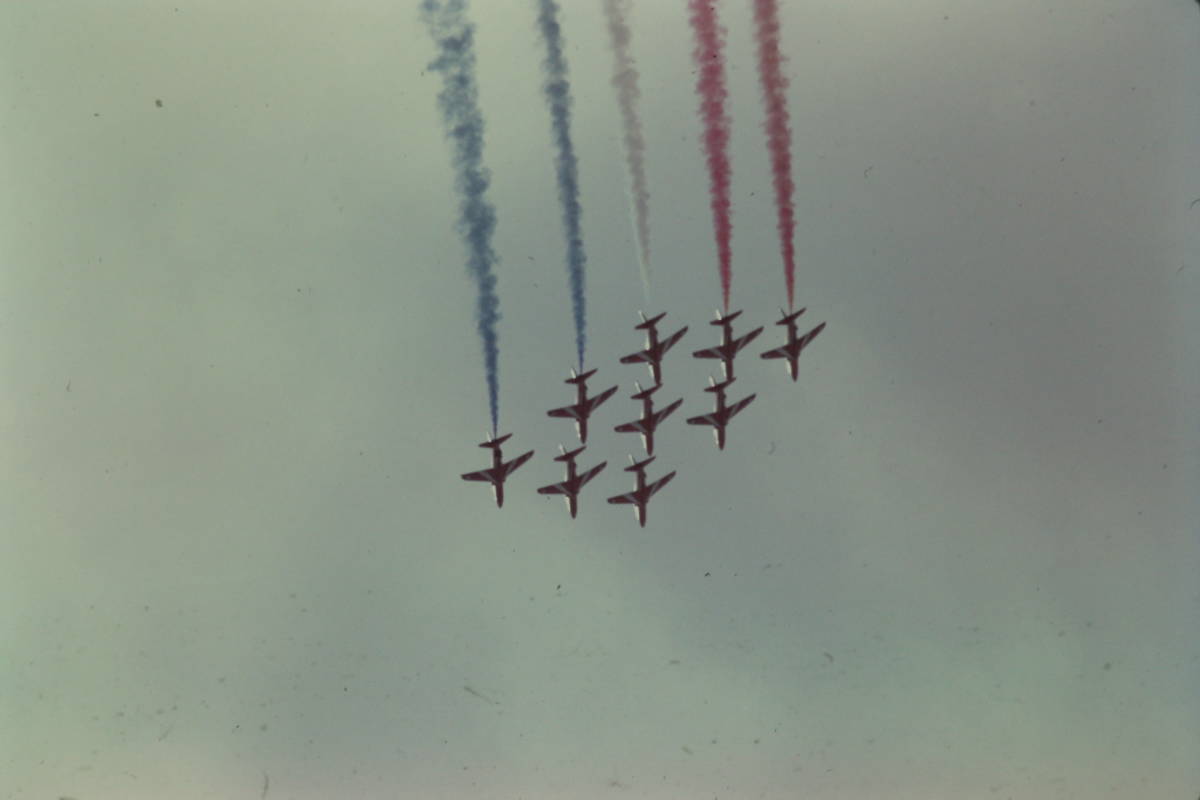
[652,398,683,425]
[607,492,636,505]
[646,471,675,497]
[660,327,687,353]
[686,412,717,427]
[547,405,577,419]
[583,385,618,412]
[614,420,646,434]
[727,394,756,418]
[760,345,788,359]
[795,322,826,350]
[692,346,722,360]
[733,327,764,352]
[500,449,535,477]
[577,463,606,487]
[537,482,569,496]
[620,350,650,364]
[461,468,496,483]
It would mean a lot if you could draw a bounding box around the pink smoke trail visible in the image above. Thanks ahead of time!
[752,0,797,310]
[688,0,732,313]
[602,0,652,299]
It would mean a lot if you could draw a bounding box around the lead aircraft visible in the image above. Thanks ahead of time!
[760,307,826,381]
[460,432,535,508]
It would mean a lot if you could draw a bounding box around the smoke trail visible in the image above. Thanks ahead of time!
[422,0,501,432]
[601,0,652,299]
[752,0,797,310]
[688,0,733,312]
[534,0,587,369]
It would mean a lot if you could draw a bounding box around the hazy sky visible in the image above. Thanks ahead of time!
[2,1,1198,798]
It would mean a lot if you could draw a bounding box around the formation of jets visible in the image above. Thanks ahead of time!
[461,307,826,524]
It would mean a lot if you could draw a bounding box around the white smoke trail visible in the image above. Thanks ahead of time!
[602,0,652,300]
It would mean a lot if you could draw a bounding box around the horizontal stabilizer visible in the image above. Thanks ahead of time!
[565,367,598,385]
[625,454,656,471]
[778,306,806,325]
[554,444,586,462]
[636,310,667,330]
[631,382,660,400]
[479,432,512,449]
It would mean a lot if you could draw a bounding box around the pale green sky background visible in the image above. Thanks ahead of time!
[2,1,1198,798]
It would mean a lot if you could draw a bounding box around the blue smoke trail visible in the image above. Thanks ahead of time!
[534,0,587,369]
[422,0,501,432]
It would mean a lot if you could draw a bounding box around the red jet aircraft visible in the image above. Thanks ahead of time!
[619,311,688,386]
[760,307,826,381]
[536,444,607,519]
[606,454,676,528]
[460,432,535,508]
[612,381,683,456]
[691,309,763,380]
[546,367,618,443]
[686,376,756,450]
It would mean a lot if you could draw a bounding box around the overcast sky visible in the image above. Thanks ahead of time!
[2,1,1198,798]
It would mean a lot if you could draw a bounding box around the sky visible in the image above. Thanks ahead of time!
[2,1,1198,798]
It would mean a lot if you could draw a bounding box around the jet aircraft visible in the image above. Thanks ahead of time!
[619,311,688,386]
[460,432,535,508]
[686,376,757,450]
[606,454,676,528]
[760,307,826,381]
[546,367,618,443]
[612,381,683,456]
[536,445,607,519]
[691,309,764,380]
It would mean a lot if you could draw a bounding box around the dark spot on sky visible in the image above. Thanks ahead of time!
[155,99,163,108]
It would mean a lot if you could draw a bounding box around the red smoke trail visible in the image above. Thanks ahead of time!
[752,0,797,310]
[688,0,732,313]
